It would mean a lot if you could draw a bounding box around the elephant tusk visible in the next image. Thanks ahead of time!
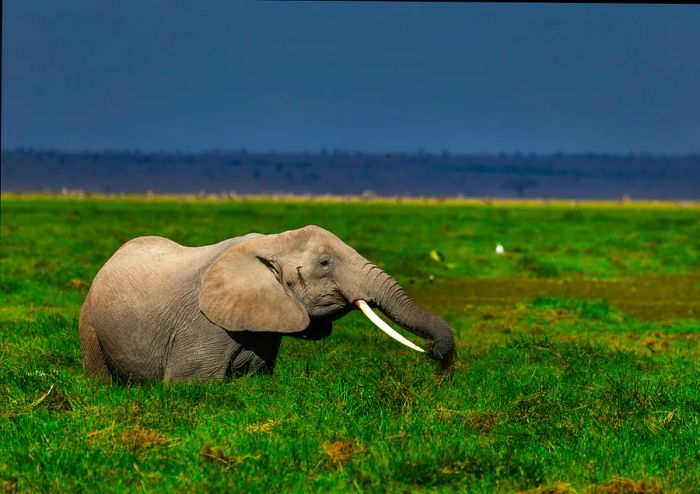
[355,300,425,353]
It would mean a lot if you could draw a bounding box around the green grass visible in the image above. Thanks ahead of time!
[1,196,699,493]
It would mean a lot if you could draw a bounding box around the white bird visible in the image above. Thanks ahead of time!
[495,243,505,255]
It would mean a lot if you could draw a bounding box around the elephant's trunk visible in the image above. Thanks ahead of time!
[356,262,455,363]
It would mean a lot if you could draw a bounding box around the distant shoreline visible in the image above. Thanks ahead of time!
[2,191,697,209]
[3,149,699,200]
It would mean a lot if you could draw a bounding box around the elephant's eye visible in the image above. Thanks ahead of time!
[319,259,330,268]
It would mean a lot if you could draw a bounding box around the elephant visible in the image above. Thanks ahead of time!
[79,225,455,382]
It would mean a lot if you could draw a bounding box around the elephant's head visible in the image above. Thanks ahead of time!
[199,225,455,365]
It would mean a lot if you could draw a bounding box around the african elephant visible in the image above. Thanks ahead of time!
[79,225,455,381]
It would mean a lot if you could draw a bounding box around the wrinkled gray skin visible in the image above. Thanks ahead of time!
[79,225,455,382]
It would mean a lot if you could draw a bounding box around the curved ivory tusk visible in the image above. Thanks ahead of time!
[355,300,425,353]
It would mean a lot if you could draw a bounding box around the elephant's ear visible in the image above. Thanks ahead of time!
[199,240,310,333]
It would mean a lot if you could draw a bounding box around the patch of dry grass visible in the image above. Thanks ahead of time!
[590,477,663,494]
[119,425,171,452]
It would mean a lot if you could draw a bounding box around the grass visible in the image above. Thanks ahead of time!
[1,196,699,493]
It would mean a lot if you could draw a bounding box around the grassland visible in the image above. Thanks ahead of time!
[1,195,699,493]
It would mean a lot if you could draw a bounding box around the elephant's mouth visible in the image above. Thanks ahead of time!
[294,297,427,356]
[288,316,334,340]
[299,300,426,353]
[305,295,351,319]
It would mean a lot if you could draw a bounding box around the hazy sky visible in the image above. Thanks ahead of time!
[2,2,699,154]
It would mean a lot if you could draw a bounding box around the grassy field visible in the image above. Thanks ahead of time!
[1,196,699,493]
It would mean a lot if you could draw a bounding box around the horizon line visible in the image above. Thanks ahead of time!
[3,147,699,158]
[3,191,698,208]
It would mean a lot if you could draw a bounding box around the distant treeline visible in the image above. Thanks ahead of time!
[2,149,699,199]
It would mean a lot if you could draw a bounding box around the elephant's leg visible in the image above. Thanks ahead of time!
[228,333,283,376]
[163,329,284,381]
[79,320,112,380]
[163,328,238,381]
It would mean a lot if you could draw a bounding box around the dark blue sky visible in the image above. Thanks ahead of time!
[2,2,699,154]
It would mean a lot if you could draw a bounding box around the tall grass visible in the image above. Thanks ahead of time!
[1,197,698,492]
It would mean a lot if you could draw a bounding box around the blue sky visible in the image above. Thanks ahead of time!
[2,1,699,154]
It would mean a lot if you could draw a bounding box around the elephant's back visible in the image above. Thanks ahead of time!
[89,235,249,300]
[82,235,234,380]
[89,236,197,307]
